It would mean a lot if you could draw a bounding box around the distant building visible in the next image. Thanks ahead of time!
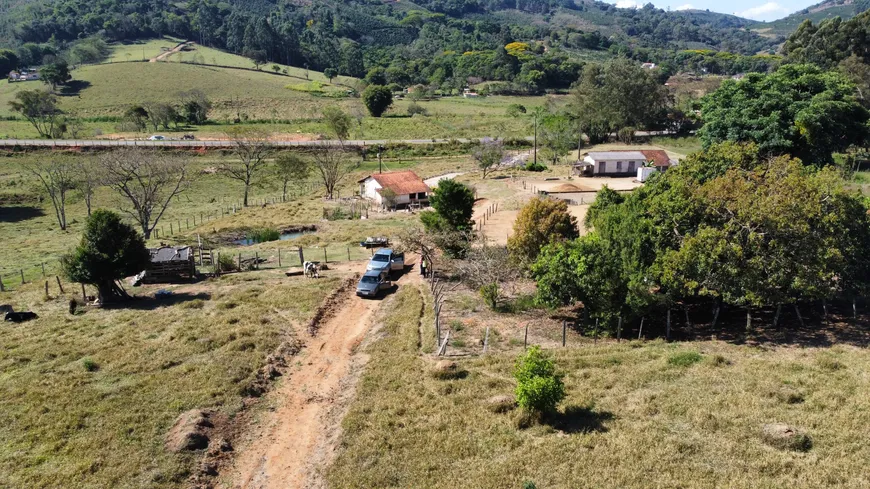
[358,170,430,208]
[462,88,480,98]
[8,69,39,82]
[574,150,676,177]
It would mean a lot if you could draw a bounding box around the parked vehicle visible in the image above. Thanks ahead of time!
[366,248,404,274]
[181,134,196,140]
[356,270,393,298]
[148,135,166,140]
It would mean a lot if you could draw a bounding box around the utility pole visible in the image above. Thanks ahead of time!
[533,115,538,165]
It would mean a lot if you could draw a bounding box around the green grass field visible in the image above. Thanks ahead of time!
[0,268,342,489]
[327,289,870,488]
[104,38,185,63]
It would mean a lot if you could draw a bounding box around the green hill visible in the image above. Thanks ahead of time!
[754,0,870,35]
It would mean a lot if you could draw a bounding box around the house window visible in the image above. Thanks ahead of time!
[417,192,427,199]
[616,161,623,172]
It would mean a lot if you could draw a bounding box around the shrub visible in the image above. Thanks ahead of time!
[218,253,237,272]
[514,346,565,415]
[508,197,579,268]
[407,102,428,116]
[362,85,393,117]
[524,162,547,172]
[667,351,703,367]
[247,227,280,243]
[82,358,99,372]
[479,283,500,310]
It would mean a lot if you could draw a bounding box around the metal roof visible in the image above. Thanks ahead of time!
[149,246,192,263]
[586,151,648,161]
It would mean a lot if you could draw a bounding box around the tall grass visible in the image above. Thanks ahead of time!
[247,227,280,243]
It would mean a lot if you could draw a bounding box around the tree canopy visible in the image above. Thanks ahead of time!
[699,64,870,165]
[62,210,151,303]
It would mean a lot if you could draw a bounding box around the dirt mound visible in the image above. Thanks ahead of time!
[431,360,467,380]
[165,409,215,453]
[548,183,593,193]
[306,275,359,336]
[761,423,812,451]
[485,394,517,413]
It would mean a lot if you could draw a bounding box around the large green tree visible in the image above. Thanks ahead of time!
[62,210,151,303]
[508,197,578,268]
[39,61,72,91]
[362,85,393,117]
[8,90,63,138]
[699,64,870,165]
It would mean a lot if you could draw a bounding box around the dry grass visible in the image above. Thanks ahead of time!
[327,302,870,488]
[0,269,342,489]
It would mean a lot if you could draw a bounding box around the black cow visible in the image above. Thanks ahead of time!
[0,305,12,315]
[5,311,37,322]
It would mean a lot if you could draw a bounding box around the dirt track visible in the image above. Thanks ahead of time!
[218,264,420,489]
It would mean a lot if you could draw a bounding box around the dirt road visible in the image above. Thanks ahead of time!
[150,41,190,62]
[219,266,420,489]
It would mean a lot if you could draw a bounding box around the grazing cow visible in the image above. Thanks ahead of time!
[303,261,320,279]
[5,311,38,322]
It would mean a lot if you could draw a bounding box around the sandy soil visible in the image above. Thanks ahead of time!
[217,259,421,489]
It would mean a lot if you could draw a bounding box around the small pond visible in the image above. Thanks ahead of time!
[233,230,312,246]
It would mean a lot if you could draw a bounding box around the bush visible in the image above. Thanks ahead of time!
[508,197,579,268]
[407,102,428,116]
[82,358,99,372]
[247,228,280,243]
[218,253,237,272]
[362,85,393,117]
[524,162,547,172]
[667,351,703,367]
[514,346,565,415]
[479,283,500,310]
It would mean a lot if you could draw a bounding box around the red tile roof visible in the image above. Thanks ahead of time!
[360,170,430,195]
[640,150,673,167]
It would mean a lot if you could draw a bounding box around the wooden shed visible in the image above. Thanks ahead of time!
[142,246,197,283]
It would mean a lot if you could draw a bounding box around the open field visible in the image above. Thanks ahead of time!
[326,293,870,488]
[0,151,477,287]
[104,38,185,63]
[0,268,342,489]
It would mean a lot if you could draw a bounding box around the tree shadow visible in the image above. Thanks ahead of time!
[546,405,613,434]
[0,206,45,223]
[104,292,211,310]
[58,80,91,97]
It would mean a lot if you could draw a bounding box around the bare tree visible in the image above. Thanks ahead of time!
[21,156,77,230]
[311,145,353,199]
[99,149,190,239]
[220,128,274,206]
[473,138,505,179]
[274,152,312,201]
[75,159,99,217]
[456,245,520,310]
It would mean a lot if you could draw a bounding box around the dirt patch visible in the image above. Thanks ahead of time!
[306,275,359,336]
[547,183,594,193]
[485,394,517,413]
[166,409,218,453]
[761,423,813,451]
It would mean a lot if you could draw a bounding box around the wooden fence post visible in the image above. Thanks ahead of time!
[255,252,259,270]
[638,317,645,340]
[483,327,490,354]
[20,269,25,284]
[81,283,86,302]
[666,309,671,340]
[298,248,305,266]
[278,248,282,267]
[347,248,350,261]
[216,252,221,274]
[524,324,528,349]
[562,320,567,347]
[237,253,241,271]
[41,263,46,277]
[170,222,173,234]
[324,248,327,263]
[56,275,64,294]
[617,316,623,342]
[44,281,49,297]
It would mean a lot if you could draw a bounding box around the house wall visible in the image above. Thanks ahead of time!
[592,159,640,175]
[361,178,383,204]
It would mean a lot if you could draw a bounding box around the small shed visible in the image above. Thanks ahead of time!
[143,246,196,283]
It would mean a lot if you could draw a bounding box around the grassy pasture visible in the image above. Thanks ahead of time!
[327,292,870,488]
[0,270,342,489]
[104,37,185,63]
[0,152,476,286]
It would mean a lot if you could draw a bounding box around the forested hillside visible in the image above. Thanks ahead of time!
[754,0,870,35]
[0,0,784,92]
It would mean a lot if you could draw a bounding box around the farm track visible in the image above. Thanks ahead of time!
[218,262,422,489]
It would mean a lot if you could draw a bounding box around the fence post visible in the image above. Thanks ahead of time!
[483,327,490,354]
[324,248,327,263]
[524,324,528,348]
[638,317,645,340]
[617,316,623,342]
[255,252,259,270]
[298,248,304,265]
[170,222,173,234]
[41,263,46,277]
[238,253,241,271]
[216,252,221,274]
[562,320,567,347]
[278,248,282,267]
[44,281,49,297]
[20,269,25,284]
[0,277,5,292]
[56,275,64,294]
[347,247,350,261]
[666,309,671,341]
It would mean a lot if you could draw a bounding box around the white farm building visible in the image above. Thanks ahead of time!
[358,170,430,209]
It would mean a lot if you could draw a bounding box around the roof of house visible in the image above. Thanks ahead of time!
[584,150,675,167]
[640,150,674,167]
[586,151,647,161]
[150,246,192,263]
[359,170,430,195]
